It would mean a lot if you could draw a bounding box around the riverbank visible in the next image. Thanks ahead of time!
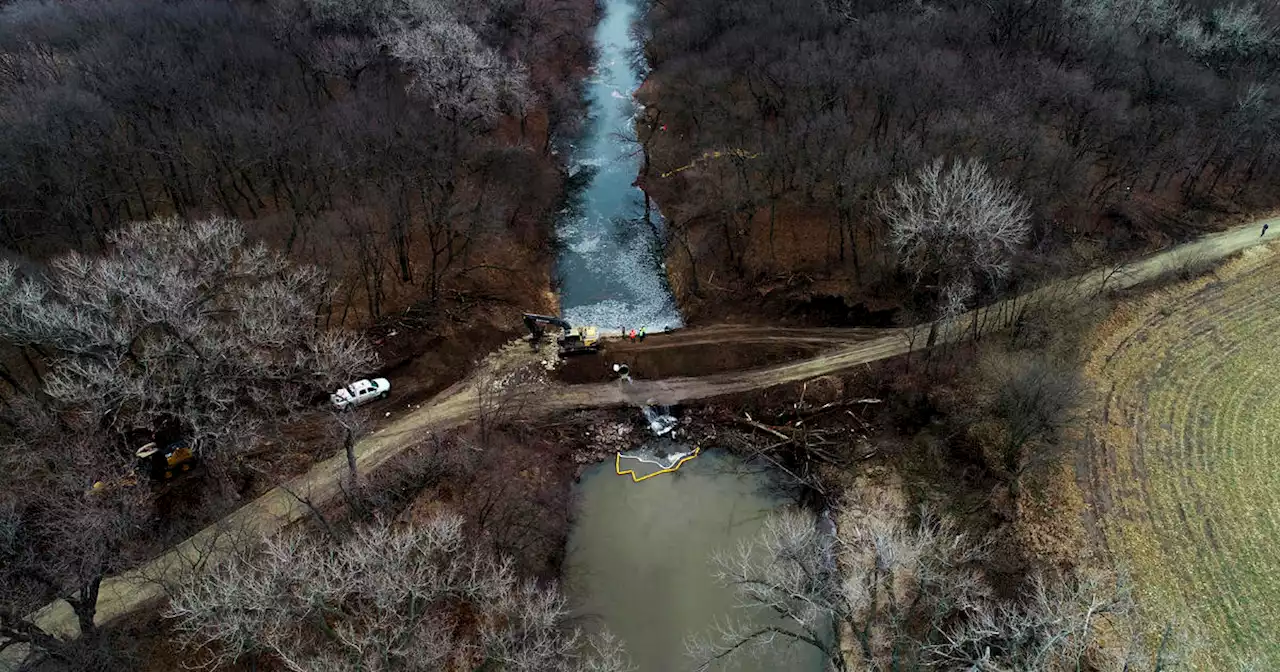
[229,0,602,499]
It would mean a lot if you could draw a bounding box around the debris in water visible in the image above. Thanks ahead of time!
[642,405,677,436]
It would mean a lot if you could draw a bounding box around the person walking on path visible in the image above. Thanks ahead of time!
[638,326,646,342]
[1263,223,1270,237]
[629,329,637,342]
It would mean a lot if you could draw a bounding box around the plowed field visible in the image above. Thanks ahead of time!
[1082,243,1280,667]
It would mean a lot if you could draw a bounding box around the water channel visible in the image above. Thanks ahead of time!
[555,0,681,332]
[555,1,821,670]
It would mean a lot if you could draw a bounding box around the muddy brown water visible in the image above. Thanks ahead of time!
[564,450,824,671]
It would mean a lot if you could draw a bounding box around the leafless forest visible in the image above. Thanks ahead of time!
[0,0,594,321]
[640,0,1280,319]
[0,0,1275,669]
[0,0,603,669]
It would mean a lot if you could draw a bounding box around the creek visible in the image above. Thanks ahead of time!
[555,0,680,332]
[555,1,822,670]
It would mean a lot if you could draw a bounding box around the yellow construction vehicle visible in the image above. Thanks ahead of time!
[136,440,197,480]
[522,313,600,355]
[86,432,198,494]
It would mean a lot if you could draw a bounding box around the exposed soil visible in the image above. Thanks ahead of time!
[556,340,829,383]
[646,171,900,327]
[370,293,554,409]
[21,220,1279,648]
[554,323,892,384]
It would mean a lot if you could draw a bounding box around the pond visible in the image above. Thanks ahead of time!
[564,450,825,671]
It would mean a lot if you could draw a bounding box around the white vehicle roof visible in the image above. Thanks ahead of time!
[333,379,388,400]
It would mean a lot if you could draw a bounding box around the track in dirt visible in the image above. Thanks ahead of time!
[9,218,1278,661]
[1083,245,1280,667]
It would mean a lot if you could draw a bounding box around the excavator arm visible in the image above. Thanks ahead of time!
[521,313,599,355]
[523,313,573,342]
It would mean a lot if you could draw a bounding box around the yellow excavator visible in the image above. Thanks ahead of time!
[88,439,198,494]
[522,313,600,355]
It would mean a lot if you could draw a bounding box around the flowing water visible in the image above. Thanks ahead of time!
[555,0,820,669]
[555,0,681,332]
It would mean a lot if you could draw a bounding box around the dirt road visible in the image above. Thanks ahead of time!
[606,324,888,350]
[10,216,1277,656]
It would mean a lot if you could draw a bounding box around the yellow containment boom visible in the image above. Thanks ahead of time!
[615,445,701,482]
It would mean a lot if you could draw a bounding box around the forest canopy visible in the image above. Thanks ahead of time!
[0,0,595,321]
[641,0,1280,318]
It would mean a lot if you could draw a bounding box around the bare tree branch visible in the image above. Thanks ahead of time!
[168,512,633,671]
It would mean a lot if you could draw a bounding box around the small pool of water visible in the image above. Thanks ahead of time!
[564,450,824,671]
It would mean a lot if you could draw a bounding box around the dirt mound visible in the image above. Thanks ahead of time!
[802,375,844,405]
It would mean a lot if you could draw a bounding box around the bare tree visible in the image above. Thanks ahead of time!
[1063,0,1184,45]
[877,158,1032,317]
[692,505,1189,671]
[330,405,374,490]
[922,570,1190,671]
[309,34,382,90]
[976,352,1085,496]
[0,398,153,665]
[303,0,449,34]
[168,512,631,672]
[301,0,531,123]
[390,19,532,123]
[690,506,988,672]
[1176,2,1277,64]
[0,216,378,472]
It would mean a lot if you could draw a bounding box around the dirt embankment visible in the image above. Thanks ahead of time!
[636,110,888,327]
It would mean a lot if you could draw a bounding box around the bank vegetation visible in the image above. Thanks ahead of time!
[639,0,1280,322]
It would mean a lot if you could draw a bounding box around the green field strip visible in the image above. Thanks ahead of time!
[1091,259,1280,667]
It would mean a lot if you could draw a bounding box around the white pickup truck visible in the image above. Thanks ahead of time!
[331,378,391,411]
